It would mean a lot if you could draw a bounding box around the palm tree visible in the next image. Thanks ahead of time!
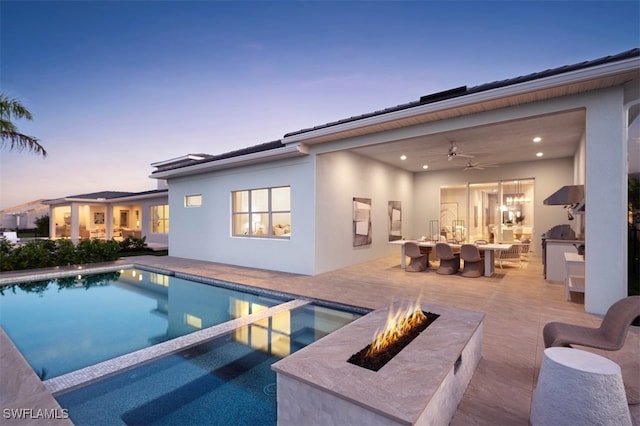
[0,93,46,157]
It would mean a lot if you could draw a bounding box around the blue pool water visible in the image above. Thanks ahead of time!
[0,269,286,379]
[56,304,361,425]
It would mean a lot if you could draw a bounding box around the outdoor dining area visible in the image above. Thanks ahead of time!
[389,239,530,278]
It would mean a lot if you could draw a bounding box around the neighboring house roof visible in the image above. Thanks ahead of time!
[284,48,640,138]
[0,199,48,215]
[66,191,137,200]
[43,189,168,205]
[150,48,639,178]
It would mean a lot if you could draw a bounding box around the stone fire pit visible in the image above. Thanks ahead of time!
[271,301,484,425]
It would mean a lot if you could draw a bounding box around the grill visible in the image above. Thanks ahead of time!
[541,225,577,278]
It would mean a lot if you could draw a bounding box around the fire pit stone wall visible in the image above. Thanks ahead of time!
[272,301,484,425]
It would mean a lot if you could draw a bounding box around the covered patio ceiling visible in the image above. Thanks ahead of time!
[350,109,587,173]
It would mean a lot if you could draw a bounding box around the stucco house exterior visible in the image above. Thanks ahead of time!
[0,199,49,231]
[150,49,639,315]
[43,188,169,249]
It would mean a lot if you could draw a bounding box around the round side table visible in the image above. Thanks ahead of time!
[531,347,631,426]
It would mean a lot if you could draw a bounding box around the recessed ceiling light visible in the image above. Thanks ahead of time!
[422,164,429,169]
[536,152,544,157]
[533,137,542,143]
[400,155,407,160]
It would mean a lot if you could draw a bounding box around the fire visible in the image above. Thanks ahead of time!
[367,300,427,357]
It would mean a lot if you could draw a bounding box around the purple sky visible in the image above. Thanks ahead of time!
[1,1,638,209]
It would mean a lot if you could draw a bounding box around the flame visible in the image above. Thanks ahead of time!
[367,300,426,357]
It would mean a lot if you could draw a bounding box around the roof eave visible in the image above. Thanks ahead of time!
[43,190,168,205]
[281,56,640,145]
[149,143,309,179]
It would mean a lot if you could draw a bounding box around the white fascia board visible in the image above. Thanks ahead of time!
[149,143,309,180]
[106,192,169,203]
[46,197,111,205]
[281,57,640,144]
[150,155,207,168]
[43,192,168,205]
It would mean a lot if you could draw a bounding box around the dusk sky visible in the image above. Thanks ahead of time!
[1,1,638,210]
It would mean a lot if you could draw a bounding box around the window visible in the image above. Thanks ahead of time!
[185,194,202,207]
[232,186,291,238]
[150,204,169,233]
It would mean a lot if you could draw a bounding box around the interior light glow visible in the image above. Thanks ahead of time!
[422,165,429,169]
[533,137,542,143]
[536,152,544,157]
[400,155,407,160]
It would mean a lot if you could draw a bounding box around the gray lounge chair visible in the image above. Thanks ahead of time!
[543,295,640,350]
[436,242,460,275]
[460,244,484,278]
[405,242,428,272]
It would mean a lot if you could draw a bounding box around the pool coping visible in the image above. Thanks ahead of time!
[0,263,137,286]
[44,298,312,395]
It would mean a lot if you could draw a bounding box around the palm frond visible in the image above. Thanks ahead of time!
[0,92,45,157]
[0,94,33,121]
[1,132,47,157]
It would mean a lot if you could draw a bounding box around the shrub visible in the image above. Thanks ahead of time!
[0,238,124,272]
[118,236,147,252]
[55,239,77,266]
[34,215,50,237]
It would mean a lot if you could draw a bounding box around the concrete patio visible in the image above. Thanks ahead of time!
[1,254,638,425]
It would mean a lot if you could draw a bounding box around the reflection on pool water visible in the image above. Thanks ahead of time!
[0,269,287,379]
[56,304,361,426]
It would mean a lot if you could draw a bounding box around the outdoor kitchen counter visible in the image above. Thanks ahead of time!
[545,240,583,282]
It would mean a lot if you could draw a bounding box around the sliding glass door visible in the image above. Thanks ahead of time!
[441,179,534,243]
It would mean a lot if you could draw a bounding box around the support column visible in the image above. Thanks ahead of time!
[70,203,80,243]
[585,88,627,314]
[105,206,113,240]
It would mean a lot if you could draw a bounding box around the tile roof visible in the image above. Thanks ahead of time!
[66,191,137,200]
[150,48,638,175]
[152,140,284,173]
[57,189,168,201]
[0,199,48,214]
[284,48,640,138]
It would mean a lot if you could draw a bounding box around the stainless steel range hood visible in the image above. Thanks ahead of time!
[543,185,585,205]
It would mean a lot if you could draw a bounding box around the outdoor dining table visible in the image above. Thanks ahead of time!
[389,240,514,277]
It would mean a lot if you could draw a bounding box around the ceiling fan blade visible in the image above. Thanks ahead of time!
[458,153,475,158]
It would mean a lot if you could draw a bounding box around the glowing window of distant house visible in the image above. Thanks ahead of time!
[231,186,290,238]
[184,194,202,208]
[150,204,169,233]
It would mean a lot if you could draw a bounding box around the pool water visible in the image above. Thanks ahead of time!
[0,269,286,379]
[56,304,361,425]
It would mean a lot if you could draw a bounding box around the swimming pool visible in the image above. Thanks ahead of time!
[56,303,361,425]
[0,268,287,379]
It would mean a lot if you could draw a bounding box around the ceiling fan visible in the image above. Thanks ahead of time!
[463,160,500,171]
[447,142,475,161]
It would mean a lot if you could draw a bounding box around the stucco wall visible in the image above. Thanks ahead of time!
[315,150,414,274]
[167,156,315,275]
[139,196,170,246]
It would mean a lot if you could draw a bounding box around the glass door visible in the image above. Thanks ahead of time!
[468,182,499,243]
